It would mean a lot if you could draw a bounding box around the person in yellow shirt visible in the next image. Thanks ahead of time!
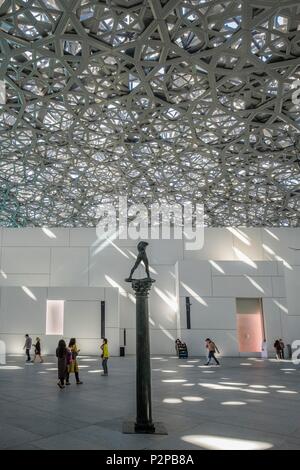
[66,338,83,385]
[100,338,109,376]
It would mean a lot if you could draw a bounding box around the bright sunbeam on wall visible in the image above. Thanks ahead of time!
[128,293,136,304]
[227,227,251,245]
[21,286,37,301]
[105,275,127,296]
[275,256,293,271]
[273,300,288,313]
[154,287,178,312]
[264,228,279,241]
[158,324,175,341]
[233,247,257,269]
[244,275,265,293]
[107,239,129,258]
[262,243,275,255]
[42,227,57,239]
[209,260,225,274]
[180,282,208,306]
[262,244,293,270]
[91,231,118,256]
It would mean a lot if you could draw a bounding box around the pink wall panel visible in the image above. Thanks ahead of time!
[236,313,263,353]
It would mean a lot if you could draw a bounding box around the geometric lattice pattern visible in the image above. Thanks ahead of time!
[0,0,300,226]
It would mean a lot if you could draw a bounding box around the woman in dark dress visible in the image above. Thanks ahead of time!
[56,339,67,389]
[32,337,43,363]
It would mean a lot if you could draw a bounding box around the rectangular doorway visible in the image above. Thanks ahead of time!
[236,298,265,353]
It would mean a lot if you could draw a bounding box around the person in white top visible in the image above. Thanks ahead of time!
[261,338,268,358]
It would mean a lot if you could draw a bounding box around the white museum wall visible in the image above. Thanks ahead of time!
[176,259,288,355]
[0,227,299,356]
[0,286,119,356]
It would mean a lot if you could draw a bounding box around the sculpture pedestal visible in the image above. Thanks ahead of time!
[123,278,167,435]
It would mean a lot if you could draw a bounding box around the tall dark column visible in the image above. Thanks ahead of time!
[123,277,167,435]
[132,278,155,433]
[123,240,167,435]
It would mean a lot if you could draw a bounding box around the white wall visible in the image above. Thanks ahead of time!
[0,227,299,356]
[0,286,119,356]
[176,259,287,356]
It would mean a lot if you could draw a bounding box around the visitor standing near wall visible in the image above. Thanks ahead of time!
[101,338,109,376]
[205,338,220,366]
[32,337,43,363]
[23,334,32,362]
[274,339,281,359]
[56,339,67,389]
[261,338,268,358]
[66,338,83,385]
[279,339,285,359]
[175,338,181,356]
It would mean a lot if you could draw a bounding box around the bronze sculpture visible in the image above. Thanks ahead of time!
[125,241,151,281]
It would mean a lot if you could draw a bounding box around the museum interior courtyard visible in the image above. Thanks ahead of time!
[0,0,300,452]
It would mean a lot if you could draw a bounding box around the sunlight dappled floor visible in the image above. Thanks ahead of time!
[0,355,299,450]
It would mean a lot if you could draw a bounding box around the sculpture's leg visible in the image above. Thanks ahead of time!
[128,255,142,279]
[142,254,151,279]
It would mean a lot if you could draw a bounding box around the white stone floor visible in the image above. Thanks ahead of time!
[0,355,300,450]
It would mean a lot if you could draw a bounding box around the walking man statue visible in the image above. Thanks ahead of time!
[126,241,151,281]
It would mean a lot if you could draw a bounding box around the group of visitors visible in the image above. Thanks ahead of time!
[274,338,285,359]
[175,336,287,364]
[23,334,43,363]
[56,338,82,389]
[175,338,187,354]
[24,332,287,382]
[56,337,109,389]
[175,337,221,365]
[23,334,109,388]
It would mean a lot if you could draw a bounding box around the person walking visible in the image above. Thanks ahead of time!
[101,338,109,376]
[32,337,43,363]
[261,338,268,358]
[56,339,67,389]
[274,339,281,359]
[23,334,32,362]
[205,338,220,366]
[279,339,285,359]
[66,338,83,385]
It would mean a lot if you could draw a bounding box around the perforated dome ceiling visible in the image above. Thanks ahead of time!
[0,0,300,226]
